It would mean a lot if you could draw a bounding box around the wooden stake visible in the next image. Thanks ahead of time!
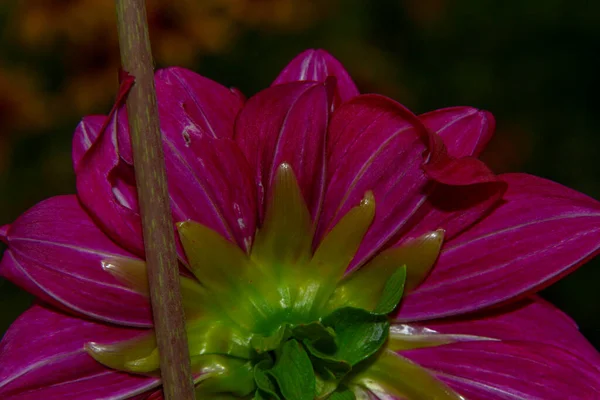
[115,1,195,399]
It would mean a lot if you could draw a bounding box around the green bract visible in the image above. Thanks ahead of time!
[88,164,455,399]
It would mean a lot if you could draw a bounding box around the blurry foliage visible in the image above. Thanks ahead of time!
[1,0,599,347]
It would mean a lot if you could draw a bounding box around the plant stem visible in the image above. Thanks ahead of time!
[115,1,195,399]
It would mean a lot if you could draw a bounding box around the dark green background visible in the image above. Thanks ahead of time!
[1,0,599,348]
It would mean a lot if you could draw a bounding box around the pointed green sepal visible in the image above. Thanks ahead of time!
[300,192,375,318]
[85,333,159,374]
[194,357,256,397]
[252,163,314,270]
[373,266,406,315]
[102,258,211,319]
[178,220,277,330]
[350,350,464,400]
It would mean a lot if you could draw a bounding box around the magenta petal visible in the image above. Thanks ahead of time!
[153,69,255,249]
[117,67,244,163]
[155,67,244,139]
[77,68,255,253]
[396,111,505,242]
[318,94,432,268]
[235,82,329,220]
[402,340,600,399]
[418,296,600,366]
[420,107,495,158]
[0,224,7,244]
[72,115,106,170]
[272,49,359,109]
[76,108,144,257]
[164,136,257,251]
[398,173,600,321]
[400,179,506,243]
[0,195,152,327]
[0,305,158,400]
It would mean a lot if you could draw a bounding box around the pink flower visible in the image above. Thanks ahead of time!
[1,49,600,399]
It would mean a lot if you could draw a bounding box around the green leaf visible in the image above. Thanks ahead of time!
[373,266,406,315]
[303,340,351,379]
[327,386,356,400]
[266,339,316,400]
[254,391,271,400]
[254,359,281,400]
[293,322,337,354]
[315,374,338,399]
[293,322,350,380]
[322,307,389,366]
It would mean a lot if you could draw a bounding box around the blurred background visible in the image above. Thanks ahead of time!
[0,0,599,347]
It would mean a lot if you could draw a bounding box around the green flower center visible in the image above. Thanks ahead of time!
[87,163,455,400]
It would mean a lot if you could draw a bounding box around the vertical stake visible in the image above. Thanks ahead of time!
[115,1,195,399]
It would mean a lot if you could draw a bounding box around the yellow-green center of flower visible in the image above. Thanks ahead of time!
[87,163,462,400]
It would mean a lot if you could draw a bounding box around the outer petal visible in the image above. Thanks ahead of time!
[72,115,106,170]
[402,341,600,400]
[420,107,495,158]
[153,69,255,249]
[416,296,600,367]
[0,305,159,400]
[0,224,8,244]
[0,195,152,327]
[76,108,144,256]
[77,68,255,253]
[117,67,244,164]
[235,82,329,220]
[389,110,504,245]
[398,173,600,320]
[272,49,359,109]
[318,95,438,269]
[398,179,506,246]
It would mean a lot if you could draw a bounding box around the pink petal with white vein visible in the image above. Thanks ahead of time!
[272,49,359,109]
[0,195,152,327]
[158,133,256,251]
[156,67,244,140]
[395,107,505,243]
[153,69,255,250]
[397,173,600,321]
[0,305,158,400]
[77,68,255,253]
[420,107,495,158]
[76,108,144,257]
[399,180,506,243]
[0,224,7,244]
[402,341,600,400]
[116,67,244,164]
[417,295,600,368]
[235,82,329,221]
[318,94,433,269]
[72,115,106,170]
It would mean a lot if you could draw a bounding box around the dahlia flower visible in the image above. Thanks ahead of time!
[1,49,599,400]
